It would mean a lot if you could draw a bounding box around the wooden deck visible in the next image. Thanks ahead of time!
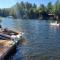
[0,40,16,60]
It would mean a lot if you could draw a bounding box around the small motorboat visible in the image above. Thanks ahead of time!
[0,28,24,43]
[50,21,60,26]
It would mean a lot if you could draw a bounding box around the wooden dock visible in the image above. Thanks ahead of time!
[0,39,20,60]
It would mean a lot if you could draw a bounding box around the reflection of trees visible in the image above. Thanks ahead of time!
[0,18,2,25]
[12,20,23,32]
[57,20,60,23]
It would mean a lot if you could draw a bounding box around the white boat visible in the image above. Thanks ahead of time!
[50,21,60,26]
[7,16,13,18]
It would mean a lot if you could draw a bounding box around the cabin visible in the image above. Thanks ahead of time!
[48,14,54,19]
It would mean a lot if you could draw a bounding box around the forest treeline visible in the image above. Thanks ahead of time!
[0,0,60,19]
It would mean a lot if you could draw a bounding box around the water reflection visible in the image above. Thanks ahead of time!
[1,18,14,29]
[49,21,60,32]
[1,19,60,60]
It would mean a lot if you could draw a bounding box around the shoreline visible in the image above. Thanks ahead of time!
[0,16,60,20]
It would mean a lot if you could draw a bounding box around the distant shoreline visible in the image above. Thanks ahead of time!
[0,16,60,21]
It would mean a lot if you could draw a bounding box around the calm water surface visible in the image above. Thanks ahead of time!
[1,18,60,60]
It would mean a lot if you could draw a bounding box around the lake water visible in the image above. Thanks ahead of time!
[1,18,60,60]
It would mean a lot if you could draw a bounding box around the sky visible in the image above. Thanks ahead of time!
[0,0,57,8]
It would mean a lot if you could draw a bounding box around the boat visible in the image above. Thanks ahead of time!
[7,16,13,18]
[0,28,24,43]
[50,21,60,26]
[0,27,24,59]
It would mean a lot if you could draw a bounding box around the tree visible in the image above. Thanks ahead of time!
[38,4,47,14]
[47,2,53,14]
[55,0,60,14]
